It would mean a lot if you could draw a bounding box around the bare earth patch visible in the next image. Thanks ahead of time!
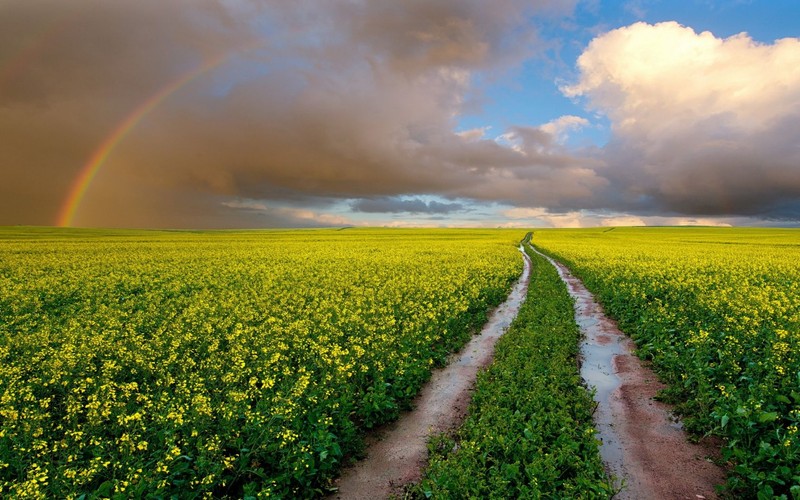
[329,248,532,499]
[533,246,726,499]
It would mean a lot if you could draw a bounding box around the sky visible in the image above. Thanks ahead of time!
[1,0,799,229]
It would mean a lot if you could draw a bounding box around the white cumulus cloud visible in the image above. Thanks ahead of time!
[564,21,800,218]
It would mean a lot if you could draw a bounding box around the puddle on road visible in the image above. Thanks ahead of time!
[529,244,725,499]
[528,246,628,487]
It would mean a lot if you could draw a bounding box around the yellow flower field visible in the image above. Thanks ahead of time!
[0,228,523,498]
[532,227,800,497]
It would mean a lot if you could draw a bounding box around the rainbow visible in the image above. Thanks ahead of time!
[56,46,257,227]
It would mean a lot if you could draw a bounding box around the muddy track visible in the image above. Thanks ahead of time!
[529,244,726,500]
[329,247,532,499]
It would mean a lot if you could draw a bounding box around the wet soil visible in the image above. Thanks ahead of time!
[329,247,532,499]
[530,245,726,499]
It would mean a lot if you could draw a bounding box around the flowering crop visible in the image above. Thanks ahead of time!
[533,227,800,497]
[0,227,523,498]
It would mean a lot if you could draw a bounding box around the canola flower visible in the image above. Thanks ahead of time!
[533,227,800,497]
[0,227,523,498]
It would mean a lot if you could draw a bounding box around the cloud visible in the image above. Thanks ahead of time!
[3,4,797,229]
[501,206,588,227]
[0,0,258,226]
[501,206,739,228]
[456,127,491,141]
[220,199,355,227]
[564,21,800,217]
[351,197,464,214]
[538,115,589,143]
[0,0,590,228]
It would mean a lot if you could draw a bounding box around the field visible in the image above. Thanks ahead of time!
[532,227,800,497]
[0,227,523,498]
[4,226,799,498]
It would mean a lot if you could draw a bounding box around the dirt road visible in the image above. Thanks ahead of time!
[531,245,726,499]
[330,247,532,499]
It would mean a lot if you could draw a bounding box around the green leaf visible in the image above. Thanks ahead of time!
[757,485,775,500]
[758,412,778,423]
[720,414,729,428]
[96,480,114,497]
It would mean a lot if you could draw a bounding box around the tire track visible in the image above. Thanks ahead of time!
[329,247,532,499]
[529,244,726,499]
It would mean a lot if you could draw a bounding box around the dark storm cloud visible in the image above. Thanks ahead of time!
[1,0,588,228]
[0,0,257,226]
[338,0,543,75]
[351,197,464,214]
[596,117,800,217]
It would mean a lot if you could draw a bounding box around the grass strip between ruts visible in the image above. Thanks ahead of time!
[412,245,613,499]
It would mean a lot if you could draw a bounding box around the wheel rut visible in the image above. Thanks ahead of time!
[530,244,726,500]
[329,247,532,499]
